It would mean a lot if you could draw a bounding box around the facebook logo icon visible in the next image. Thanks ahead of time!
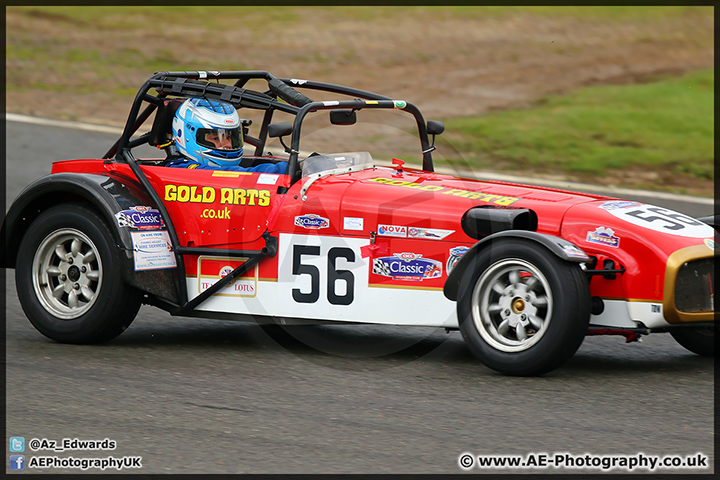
[10,455,25,470]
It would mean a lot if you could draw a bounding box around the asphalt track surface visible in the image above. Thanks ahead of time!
[4,120,715,475]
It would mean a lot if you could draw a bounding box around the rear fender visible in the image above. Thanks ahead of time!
[1,173,180,304]
[443,230,590,301]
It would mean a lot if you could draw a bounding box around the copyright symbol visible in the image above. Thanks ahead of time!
[30,439,41,451]
[459,453,474,469]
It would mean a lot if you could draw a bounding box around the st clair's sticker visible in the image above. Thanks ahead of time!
[115,206,165,230]
[372,252,442,281]
[343,217,364,231]
[197,257,257,298]
[598,201,642,211]
[295,214,330,229]
[447,246,469,274]
[130,230,176,271]
[367,177,519,206]
[408,227,454,240]
[586,227,620,248]
[378,224,407,237]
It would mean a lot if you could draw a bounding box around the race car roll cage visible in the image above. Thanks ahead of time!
[103,71,440,314]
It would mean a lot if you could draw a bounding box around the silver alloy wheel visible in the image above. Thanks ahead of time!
[31,228,103,319]
[471,258,553,353]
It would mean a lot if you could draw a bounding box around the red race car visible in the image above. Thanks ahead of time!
[2,71,716,375]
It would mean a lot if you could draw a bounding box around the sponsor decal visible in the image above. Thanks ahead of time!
[257,173,280,185]
[197,256,257,297]
[365,100,379,105]
[295,214,330,229]
[598,201,642,211]
[343,217,364,231]
[131,230,177,271]
[393,100,407,109]
[372,252,443,281]
[586,227,620,248]
[367,177,520,206]
[408,227,454,240]
[323,101,340,107]
[447,246,469,274]
[290,78,308,85]
[560,244,589,259]
[378,224,407,237]
[211,171,252,178]
[704,238,718,251]
[115,206,165,230]
[164,184,270,206]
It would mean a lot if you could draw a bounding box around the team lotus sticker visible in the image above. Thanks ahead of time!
[447,246,469,274]
[378,224,407,237]
[115,206,165,230]
[197,257,257,297]
[586,227,620,248]
[295,214,330,229]
[408,227,454,240]
[372,252,442,281]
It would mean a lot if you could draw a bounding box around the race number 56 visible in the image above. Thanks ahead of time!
[292,245,356,305]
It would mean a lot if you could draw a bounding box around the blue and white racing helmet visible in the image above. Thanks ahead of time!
[172,98,244,167]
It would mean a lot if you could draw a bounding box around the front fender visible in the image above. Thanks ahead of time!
[443,230,589,301]
[2,172,179,304]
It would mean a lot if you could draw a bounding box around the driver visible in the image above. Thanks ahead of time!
[167,97,287,174]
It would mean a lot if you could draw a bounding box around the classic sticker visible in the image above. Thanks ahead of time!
[131,230,176,271]
[447,246,469,274]
[586,227,620,248]
[603,204,714,238]
[372,252,442,281]
[408,227,454,240]
[378,224,407,237]
[115,206,165,230]
[295,214,330,229]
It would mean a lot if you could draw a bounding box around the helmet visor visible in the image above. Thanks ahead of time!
[196,128,243,151]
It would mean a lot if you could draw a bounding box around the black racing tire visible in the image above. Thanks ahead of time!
[15,203,141,344]
[670,328,715,357]
[457,239,591,376]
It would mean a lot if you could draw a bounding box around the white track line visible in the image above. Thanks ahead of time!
[7,113,714,206]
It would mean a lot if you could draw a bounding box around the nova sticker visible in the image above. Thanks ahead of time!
[408,227,454,240]
[131,230,176,271]
[372,252,442,281]
[115,206,165,230]
[366,178,519,206]
[295,214,330,229]
[378,224,407,237]
[586,227,620,248]
[447,246,469,274]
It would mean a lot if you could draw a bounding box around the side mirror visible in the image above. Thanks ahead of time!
[330,109,357,126]
[427,120,445,135]
[268,122,292,138]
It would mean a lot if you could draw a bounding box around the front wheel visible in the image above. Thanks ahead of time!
[16,203,141,344]
[457,239,591,376]
[670,328,715,357]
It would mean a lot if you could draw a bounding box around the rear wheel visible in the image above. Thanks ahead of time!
[670,328,715,357]
[16,203,141,343]
[457,239,590,376]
